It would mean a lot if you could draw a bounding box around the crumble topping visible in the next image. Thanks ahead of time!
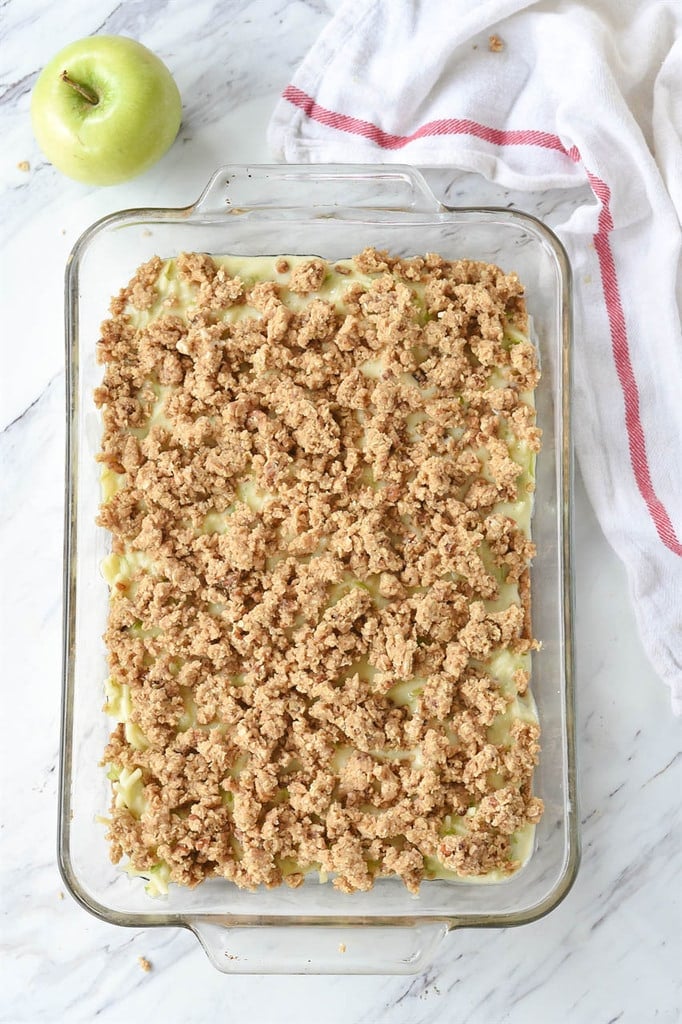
[96,248,543,895]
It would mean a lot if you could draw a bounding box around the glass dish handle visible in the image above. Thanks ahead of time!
[191,164,442,215]
[190,920,449,975]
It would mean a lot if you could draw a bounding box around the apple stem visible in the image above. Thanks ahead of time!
[60,70,99,105]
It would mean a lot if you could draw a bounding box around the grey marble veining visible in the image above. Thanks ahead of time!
[0,0,331,428]
[1,1,680,1021]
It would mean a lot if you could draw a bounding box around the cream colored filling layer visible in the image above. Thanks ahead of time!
[101,254,540,890]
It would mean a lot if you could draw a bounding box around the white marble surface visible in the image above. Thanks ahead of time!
[1,2,680,1021]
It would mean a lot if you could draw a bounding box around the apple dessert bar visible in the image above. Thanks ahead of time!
[95,248,543,895]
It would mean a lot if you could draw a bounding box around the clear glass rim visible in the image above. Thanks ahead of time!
[59,163,578,936]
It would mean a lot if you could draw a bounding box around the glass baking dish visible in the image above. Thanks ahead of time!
[60,164,577,975]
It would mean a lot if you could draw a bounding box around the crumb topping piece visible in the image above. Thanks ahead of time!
[96,248,542,894]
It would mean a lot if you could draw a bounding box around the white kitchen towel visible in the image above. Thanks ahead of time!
[269,0,682,712]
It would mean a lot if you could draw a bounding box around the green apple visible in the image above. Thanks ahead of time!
[31,35,182,186]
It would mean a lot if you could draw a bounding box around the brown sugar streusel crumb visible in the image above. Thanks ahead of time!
[138,956,152,973]
[489,34,504,52]
[96,247,543,895]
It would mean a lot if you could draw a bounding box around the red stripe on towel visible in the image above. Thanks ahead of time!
[282,84,682,556]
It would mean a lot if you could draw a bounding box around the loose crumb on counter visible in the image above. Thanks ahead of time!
[138,956,152,973]
[17,160,30,172]
[489,35,505,52]
[96,247,542,895]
